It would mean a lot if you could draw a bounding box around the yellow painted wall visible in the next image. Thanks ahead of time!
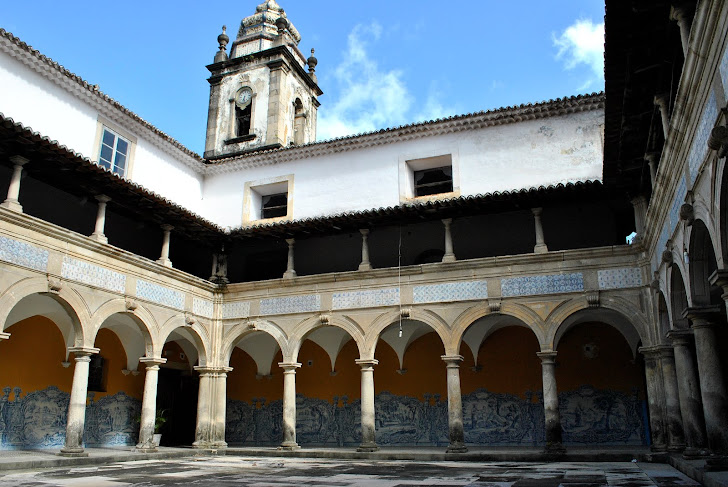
[227,348,284,402]
[556,322,645,396]
[93,328,144,399]
[460,326,542,399]
[298,339,361,401]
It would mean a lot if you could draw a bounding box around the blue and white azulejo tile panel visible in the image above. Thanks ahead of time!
[0,235,48,272]
[722,43,728,99]
[260,294,320,315]
[501,273,584,297]
[598,268,643,290]
[688,92,718,184]
[413,280,488,304]
[193,297,213,319]
[222,301,251,319]
[668,176,687,229]
[135,280,184,309]
[61,256,125,293]
[332,288,399,310]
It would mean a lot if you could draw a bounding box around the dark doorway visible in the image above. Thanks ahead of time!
[157,368,199,446]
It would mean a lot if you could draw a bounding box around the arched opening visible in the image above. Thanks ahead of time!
[226,330,283,446]
[657,291,671,341]
[555,312,647,446]
[0,293,81,449]
[459,315,543,445]
[670,264,689,329]
[372,319,447,446]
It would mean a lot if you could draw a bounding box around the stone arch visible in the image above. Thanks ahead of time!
[289,314,365,363]
[551,306,644,357]
[364,308,450,359]
[221,319,288,366]
[0,277,89,347]
[158,315,210,367]
[717,156,728,265]
[669,262,690,329]
[88,299,158,370]
[450,301,546,354]
[688,218,721,306]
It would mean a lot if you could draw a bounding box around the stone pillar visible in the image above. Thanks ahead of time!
[532,208,548,254]
[358,229,372,271]
[441,218,456,262]
[157,224,173,268]
[668,330,708,456]
[356,359,379,452]
[283,238,297,279]
[640,346,668,451]
[59,347,98,457]
[1,155,29,213]
[279,362,301,449]
[645,152,659,188]
[193,367,213,448]
[631,196,647,245]
[654,94,670,140]
[136,357,166,452]
[658,346,686,451]
[442,355,467,453]
[265,60,291,147]
[90,195,111,243]
[684,307,728,454]
[670,6,692,56]
[537,351,564,453]
[212,367,232,448]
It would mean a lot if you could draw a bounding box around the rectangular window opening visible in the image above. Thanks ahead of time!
[261,192,288,219]
[414,166,453,197]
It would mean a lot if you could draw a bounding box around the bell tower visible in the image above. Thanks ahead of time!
[204,1,322,160]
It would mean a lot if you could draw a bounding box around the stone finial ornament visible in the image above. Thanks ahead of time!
[708,125,728,157]
[307,48,318,82]
[47,276,62,294]
[679,203,694,225]
[125,298,138,311]
[215,26,229,63]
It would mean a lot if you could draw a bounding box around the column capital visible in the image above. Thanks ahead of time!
[194,365,233,376]
[359,228,370,236]
[537,350,557,363]
[160,224,174,232]
[441,354,464,366]
[667,329,693,346]
[669,5,689,22]
[355,358,379,368]
[285,238,295,246]
[653,92,669,107]
[638,345,668,359]
[682,305,722,328]
[531,207,543,216]
[9,155,29,166]
[139,357,167,367]
[644,151,660,164]
[708,269,728,292]
[95,194,111,204]
[278,362,302,372]
[441,218,453,225]
[68,347,99,357]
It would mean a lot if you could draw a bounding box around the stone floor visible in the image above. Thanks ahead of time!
[0,456,703,486]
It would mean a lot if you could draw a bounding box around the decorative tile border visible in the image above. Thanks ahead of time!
[501,273,584,297]
[193,297,213,319]
[135,280,184,309]
[332,288,400,310]
[223,301,251,319]
[0,235,48,272]
[598,268,643,290]
[688,92,718,184]
[260,294,320,316]
[413,280,488,304]
[61,256,125,293]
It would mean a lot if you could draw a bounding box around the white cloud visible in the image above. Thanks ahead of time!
[553,19,604,90]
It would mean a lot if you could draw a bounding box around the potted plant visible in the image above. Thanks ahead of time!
[153,409,167,447]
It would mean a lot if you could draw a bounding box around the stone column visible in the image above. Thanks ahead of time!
[640,346,668,451]
[631,196,647,245]
[442,355,467,453]
[658,346,686,451]
[709,270,728,319]
[441,218,456,262]
[668,330,708,456]
[356,359,379,452]
[193,367,213,448]
[358,229,372,271]
[136,357,166,452]
[279,362,301,449]
[645,152,659,188]
[654,94,670,140]
[670,6,692,56]
[283,238,297,279]
[90,195,111,243]
[537,351,564,453]
[59,347,98,457]
[532,208,548,254]
[212,367,232,448]
[684,307,728,454]
[157,224,173,268]
[1,155,29,213]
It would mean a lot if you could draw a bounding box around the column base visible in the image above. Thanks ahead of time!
[134,445,158,453]
[650,444,668,453]
[356,442,380,452]
[446,443,468,453]
[543,443,566,455]
[358,263,372,271]
[282,270,297,279]
[57,447,88,458]
[157,258,173,268]
[0,200,23,213]
[667,444,686,452]
[89,232,108,244]
[278,442,301,451]
[682,447,710,459]
[441,254,456,263]
[705,455,728,472]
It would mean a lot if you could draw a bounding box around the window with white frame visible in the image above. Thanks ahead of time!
[98,127,130,177]
[399,153,458,201]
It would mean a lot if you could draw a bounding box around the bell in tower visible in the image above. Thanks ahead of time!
[203,1,323,160]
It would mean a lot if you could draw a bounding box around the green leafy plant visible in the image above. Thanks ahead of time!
[154,409,167,434]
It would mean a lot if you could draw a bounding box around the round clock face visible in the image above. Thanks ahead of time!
[237,88,252,106]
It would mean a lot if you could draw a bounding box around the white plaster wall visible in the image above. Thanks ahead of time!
[0,54,97,156]
[201,109,604,228]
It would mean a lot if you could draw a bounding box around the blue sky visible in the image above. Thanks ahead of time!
[1,0,604,154]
